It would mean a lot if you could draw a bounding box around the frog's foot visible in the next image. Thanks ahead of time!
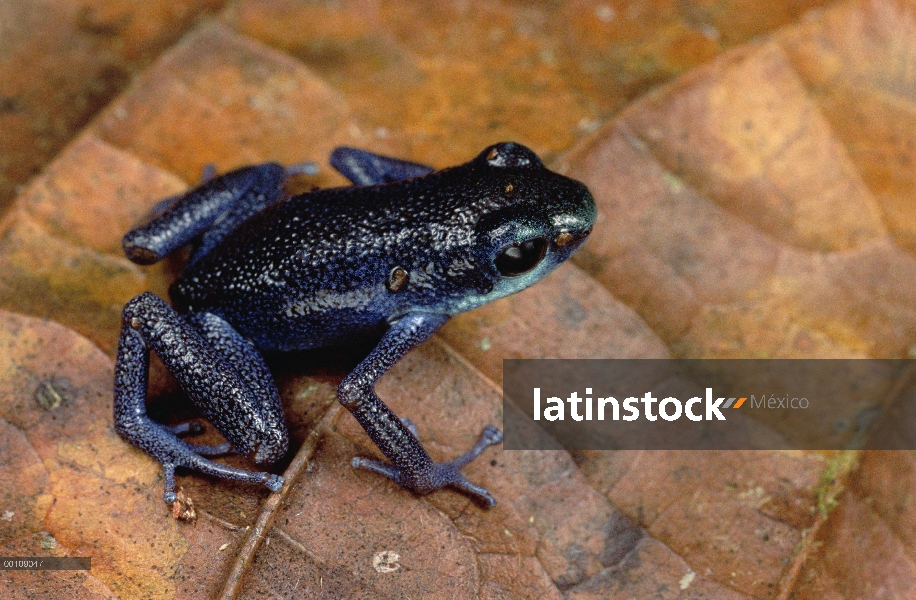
[339,312,503,507]
[127,419,284,504]
[160,456,284,503]
[144,431,284,503]
[352,425,503,508]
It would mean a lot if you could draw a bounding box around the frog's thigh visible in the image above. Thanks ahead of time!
[184,311,283,424]
[123,163,288,265]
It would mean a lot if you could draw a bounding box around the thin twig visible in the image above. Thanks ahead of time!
[217,404,342,600]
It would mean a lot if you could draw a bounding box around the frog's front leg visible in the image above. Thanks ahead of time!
[114,292,288,503]
[338,313,504,507]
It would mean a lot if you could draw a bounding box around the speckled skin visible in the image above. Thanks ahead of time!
[114,143,596,507]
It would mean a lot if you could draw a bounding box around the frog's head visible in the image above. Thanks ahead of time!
[444,142,596,314]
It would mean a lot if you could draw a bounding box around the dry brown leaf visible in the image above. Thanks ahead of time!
[2,0,914,598]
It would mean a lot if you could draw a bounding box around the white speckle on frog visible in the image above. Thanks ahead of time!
[284,288,375,317]
[372,550,401,573]
[679,569,695,590]
[1,510,13,521]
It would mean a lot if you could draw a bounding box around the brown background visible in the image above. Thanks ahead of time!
[1,0,914,598]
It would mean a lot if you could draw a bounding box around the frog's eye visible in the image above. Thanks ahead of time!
[495,237,547,276]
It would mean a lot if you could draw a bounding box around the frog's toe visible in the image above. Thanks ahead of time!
[162,463,178,503]
[264,474,284,493]
[182,440,233,456]
[182,451,284,495]
[431,461,499,508]
[448,475,497,509]
[199,163,217,183]
[351,456,498,507]
[351,424,503,507]
[158,461,280,502]
[449,424,503,469]
[351,456,398,478]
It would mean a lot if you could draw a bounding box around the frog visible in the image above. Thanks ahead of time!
[114,142,596,508]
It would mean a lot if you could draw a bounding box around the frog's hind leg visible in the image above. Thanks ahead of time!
[337,312,504,508]
[190,162,319,264]
[142,163,220,223]
[114,292,287,503]
[183,310,288,461]
[330,147,434,186]
[123,161,314,267]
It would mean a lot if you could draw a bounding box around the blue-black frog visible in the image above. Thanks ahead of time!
[114,142,596,508]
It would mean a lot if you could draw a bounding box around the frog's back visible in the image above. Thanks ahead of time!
[170,188,380,350]
[169,168,495,350]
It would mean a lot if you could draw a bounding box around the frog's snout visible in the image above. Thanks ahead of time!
[551,185,596,256]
